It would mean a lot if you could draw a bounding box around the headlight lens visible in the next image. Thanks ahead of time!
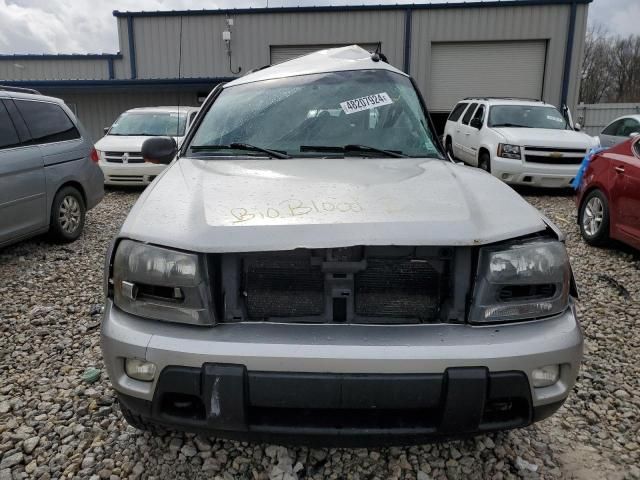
[497,143,522,159]
[470,239,570,323]
[112,240,214,325]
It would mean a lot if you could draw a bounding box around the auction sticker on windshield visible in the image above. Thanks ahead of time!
[340,92,393,115]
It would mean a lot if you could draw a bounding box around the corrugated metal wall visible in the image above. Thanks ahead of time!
[576,103,640,135]
[0,58,109,81]
[42,88,203,142]
[132,10,406,79]
[114,18,132,79]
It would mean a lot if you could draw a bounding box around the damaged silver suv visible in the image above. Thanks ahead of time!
[101,46,582,445]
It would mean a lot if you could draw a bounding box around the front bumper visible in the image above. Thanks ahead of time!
[491,156,579,188]
[99,161,166,186]
[101,301,583,444]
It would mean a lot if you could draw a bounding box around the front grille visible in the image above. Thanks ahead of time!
[244,254,324,318]
[523,146,587,154]
[355,258,442,321]
[523,146,586,165]
[525,154,583,165]
[107,175,145,183]
[104,151,144,164]
[237,247,450,324]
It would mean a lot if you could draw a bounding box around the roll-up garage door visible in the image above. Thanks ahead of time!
[270,44,380,65]
[429,41,547,112]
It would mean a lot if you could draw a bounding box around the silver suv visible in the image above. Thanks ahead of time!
[101,46,582,445]
[0,86,104,247]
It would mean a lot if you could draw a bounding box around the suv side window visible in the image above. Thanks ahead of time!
[471,104,485,125]
[0,102,21,150]
[448,103,468,123]
[14,100,81,145]
[461,103,478,126]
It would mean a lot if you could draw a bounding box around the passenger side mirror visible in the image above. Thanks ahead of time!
[470,118,482,130]
[141,136,177,165]
[574,122,582,131]
[630,132,639,138]
[103,127,109,135]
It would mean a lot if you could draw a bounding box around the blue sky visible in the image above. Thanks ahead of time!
[0,0,637,54]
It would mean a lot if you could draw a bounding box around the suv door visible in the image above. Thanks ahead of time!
[457,103,479,164]
[13,98,84,208]
[0,99,47,245]
[466,104,486,167]
[444,102,468,158]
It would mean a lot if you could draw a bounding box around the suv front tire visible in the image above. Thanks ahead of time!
[478,151,491,173]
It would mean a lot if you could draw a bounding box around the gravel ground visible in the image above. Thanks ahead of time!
[0,188,638,480]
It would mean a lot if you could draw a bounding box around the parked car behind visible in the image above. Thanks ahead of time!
[577,136,640,250]
[444,98,599,188]
[101,46,582,445]
[96,106,199,186]
[0,86,104,248]
[598,114,640,149]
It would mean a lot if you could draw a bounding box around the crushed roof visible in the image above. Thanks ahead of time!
[225,45,406,87]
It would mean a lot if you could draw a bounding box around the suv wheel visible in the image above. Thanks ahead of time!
[446,138,455,160]
[579,189,609,246]
[49,186,86,243]
[478,152,491,173]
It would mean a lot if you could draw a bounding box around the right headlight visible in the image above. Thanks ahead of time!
[470,239,570,324]
[111,239,214,325]
[497,143,522,159]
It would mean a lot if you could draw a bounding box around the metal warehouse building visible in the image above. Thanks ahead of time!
[0,0,591,141]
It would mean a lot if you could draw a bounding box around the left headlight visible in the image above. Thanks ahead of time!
[112,239,214,325]
[470,239,570,324]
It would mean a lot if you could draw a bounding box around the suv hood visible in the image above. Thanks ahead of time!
[491,128,596,148]
[119,157,548,252]
[95,135,183,151]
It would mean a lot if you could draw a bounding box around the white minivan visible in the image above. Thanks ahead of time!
[96,106,199,186]
[443,98,599,188]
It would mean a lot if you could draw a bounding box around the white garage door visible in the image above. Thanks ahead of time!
[270,44,380,65]
[429,41,547,112]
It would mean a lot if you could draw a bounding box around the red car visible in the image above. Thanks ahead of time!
[577,136,640,249]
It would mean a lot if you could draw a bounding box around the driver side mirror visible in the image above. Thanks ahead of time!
[630,132,639,138]
[103,127,109,135]
[141,136,177,165]
[574,122,582,131]
[470,118,482,130]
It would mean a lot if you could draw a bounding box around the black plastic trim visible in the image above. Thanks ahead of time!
[113,364,557,446]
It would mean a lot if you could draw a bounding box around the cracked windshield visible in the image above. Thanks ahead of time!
[189,69,441,158]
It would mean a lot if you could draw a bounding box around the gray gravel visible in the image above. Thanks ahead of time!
[0,188,638,480]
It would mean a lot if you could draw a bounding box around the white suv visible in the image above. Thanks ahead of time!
[443,98,598,188]
[96,106,199,186]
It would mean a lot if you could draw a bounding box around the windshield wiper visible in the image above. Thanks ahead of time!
[491,123,531,128]
[300,144,407,158]
[191,143,290,159]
